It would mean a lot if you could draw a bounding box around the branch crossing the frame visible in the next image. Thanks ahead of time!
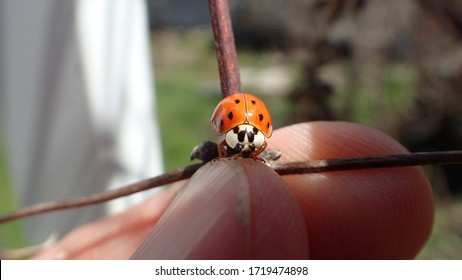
[1,151,462,224]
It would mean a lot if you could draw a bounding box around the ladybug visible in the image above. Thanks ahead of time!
[210,93,273,159]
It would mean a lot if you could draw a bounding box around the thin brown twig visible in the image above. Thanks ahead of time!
[208,0,241,97]
[275,150,462,175]
[1,150,462,224]
[0,163,203,224]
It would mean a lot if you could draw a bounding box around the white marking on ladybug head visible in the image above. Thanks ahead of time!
[225,124,265,153]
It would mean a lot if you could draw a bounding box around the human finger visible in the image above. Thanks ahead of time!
[268,121,434,259]
[131,159,309,259]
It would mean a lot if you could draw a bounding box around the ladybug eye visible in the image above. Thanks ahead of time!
[247,130,254,142]
[258,114,263,121]
[237,130,246,142]
[227,111,233,120]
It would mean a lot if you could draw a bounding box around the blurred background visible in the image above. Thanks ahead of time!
[1,0,462,259]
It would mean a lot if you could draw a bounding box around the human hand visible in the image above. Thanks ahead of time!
[34,122,434,259]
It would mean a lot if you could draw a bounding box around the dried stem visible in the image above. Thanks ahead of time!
[208,0,241,97]
[275,150,462,175]
[0,164,202,224]
[1,151,462,224]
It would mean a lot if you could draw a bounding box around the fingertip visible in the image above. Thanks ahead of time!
[243,159,309,259]
[269,121,409,161]
[131,159,309,259]
[269,122,434,259]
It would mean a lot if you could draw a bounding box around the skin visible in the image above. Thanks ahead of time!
[34,122,434,259]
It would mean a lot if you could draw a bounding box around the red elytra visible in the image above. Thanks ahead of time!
[210,93,273,137]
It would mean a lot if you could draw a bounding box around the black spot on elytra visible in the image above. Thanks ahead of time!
[259,114,263,121]
[251,100,256,105]
[220,119,224,127]
[227,111,233,120]
[234,99,240,104]
[267,122,270,128]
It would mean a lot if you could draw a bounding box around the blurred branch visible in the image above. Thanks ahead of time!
[209,0,241,97]
[1,150,462,224]
[417,0,462,39]
[317,0,343,41]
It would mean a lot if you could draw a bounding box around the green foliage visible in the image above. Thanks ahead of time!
[417,198,462,259]
[0,125,26,249]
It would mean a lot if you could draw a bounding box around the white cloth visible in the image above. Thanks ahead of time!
[0,0,164,245]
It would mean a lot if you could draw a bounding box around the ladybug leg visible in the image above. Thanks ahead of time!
[210,140,228,163]
[217,140,228,158]
[250,141,267,162]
